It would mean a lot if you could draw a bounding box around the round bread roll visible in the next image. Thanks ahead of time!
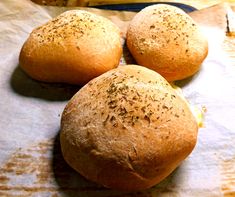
[19,10,122,85]
[60,64,198,191]
[126,4,208,82]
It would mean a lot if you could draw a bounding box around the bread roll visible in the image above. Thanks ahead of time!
[126,4,208,81]
[60,64,198,191]
[19,10,122,85]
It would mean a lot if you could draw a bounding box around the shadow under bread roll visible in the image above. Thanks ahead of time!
[60,64,198,191]
[19,10,122,85]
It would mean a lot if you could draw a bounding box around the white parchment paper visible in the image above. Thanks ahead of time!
[0,0,235,196]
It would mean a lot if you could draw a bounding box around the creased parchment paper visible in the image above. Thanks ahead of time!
[0,0,235,196]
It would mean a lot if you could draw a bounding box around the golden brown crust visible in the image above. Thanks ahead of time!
[126,4,208,81]
[19,10,122,85]
[60,64,198,191]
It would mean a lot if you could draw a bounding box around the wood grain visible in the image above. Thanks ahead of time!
[85,0,235,9]
[30,0,235,9]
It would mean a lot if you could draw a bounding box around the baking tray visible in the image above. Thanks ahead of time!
[1,1,235,196]
[93,2,197,12]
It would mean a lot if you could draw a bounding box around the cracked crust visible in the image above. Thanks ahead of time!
[60,65,198,190]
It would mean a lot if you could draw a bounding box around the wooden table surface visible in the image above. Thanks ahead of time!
[86,0,235,9]
[31,0,235,9]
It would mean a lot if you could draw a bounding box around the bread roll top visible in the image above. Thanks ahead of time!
[19,10,122,85]
[60,65,198,190]
[127,4,208,81]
